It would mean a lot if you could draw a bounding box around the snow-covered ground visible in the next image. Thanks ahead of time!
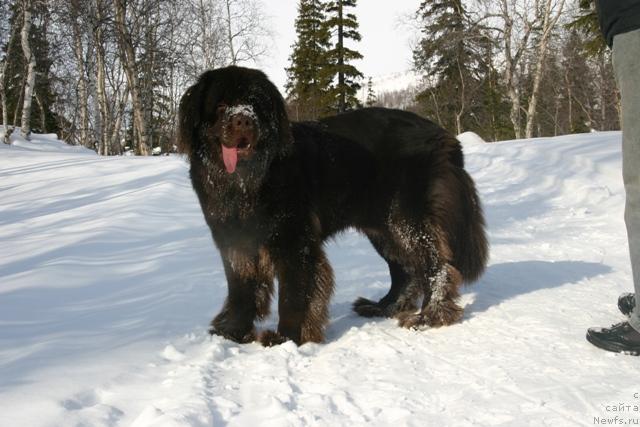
[1,129,639,426]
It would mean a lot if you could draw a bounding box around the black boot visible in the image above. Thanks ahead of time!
[586,321,640,355]
[618,293,635,316]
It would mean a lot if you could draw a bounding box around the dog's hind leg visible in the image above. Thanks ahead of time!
[384,196,465,329]
[353,231,419,318]
[396,263,464,329]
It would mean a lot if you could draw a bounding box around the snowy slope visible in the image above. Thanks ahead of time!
[363,71,421,94]
[1,130,639,426]
[358,71,421,106]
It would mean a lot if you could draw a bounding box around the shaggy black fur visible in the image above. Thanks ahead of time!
[178,66,488,346]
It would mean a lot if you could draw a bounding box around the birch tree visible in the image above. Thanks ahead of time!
[89,0,109,155]
[68,0,91,148]
[481,0,568,138]
[222,0,271,65]
[114,0,150,155]
[187,0,226,73]
[1,0,18,143]
[491,0,538,139]
[20,0,36,139]
[524,0,566,138]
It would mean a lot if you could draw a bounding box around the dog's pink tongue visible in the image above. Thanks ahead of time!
[221,145,238,173]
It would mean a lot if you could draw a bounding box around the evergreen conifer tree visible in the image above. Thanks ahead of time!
[413,0,486,134]
[568,0,606,56]
[285,0,333,120]
[324,0,363,113]
[365,76,376,107]
[472,37,513,141]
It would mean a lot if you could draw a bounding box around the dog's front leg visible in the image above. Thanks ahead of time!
[210,247,274,343]
[260,241,334,346]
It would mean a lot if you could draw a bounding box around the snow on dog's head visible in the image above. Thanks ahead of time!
[177,66,292,178]
[217,104,260,174]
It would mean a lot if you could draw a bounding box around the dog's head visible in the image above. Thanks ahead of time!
[177,66,292,176]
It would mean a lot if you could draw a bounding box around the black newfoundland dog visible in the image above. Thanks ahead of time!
[178,66,488,346]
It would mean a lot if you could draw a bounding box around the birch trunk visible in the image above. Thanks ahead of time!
[96,41,109,155]
[499,0,537,139]
[35,89,46,132]
[13,73,24,126]
[501,6,522,139]
[524,0,565,139]
[141,8,156,153]
[71,6,90,148]
[225,0,237,65]
[110,89,128,155]
[0,59,6,139]
[20,0,36,140]
[115,0,150,155]
[504,49,522,139]
[2,15,18,143]
[565,68,573,131]
[0,65,6,128]
[92,0,110,155]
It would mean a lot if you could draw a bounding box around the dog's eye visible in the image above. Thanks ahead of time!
[216,104,227,117]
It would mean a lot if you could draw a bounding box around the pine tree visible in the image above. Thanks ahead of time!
[471,40,513,141]
[561,30,592,134]
[285,0,333,120]
[413,0,486,135]
[365,76,376,107]
[568,0,606,56]
[324,0,363,113]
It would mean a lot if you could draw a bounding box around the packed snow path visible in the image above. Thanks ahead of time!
[1,131,638,426]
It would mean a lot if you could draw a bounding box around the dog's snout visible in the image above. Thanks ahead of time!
[231,113,255,132]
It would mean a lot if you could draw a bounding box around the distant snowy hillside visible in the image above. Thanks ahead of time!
[1,130,639,426]
[359,71,421,109]
[366,70,421,94]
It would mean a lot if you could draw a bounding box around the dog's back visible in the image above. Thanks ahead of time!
[317,107,488,284]
[319,107,464,168]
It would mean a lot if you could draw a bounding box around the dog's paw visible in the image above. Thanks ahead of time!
[422,301,464,327]
[396,302,463,330]
[208,324,256,344]
[396,312,429,330]
[258,329,290,347]
[352,297,386,317]
[353,296,418,318]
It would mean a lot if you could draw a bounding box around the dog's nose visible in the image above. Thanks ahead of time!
[230,113,254,132]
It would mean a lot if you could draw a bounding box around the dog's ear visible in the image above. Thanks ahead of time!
[263,79,293,148]
[177,81,202,159]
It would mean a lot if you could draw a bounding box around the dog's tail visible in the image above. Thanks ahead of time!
[452,166,488,284]
[421,133,488,284]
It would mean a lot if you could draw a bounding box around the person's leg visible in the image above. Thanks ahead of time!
[614,28,640,333]
[586,29,640,355]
